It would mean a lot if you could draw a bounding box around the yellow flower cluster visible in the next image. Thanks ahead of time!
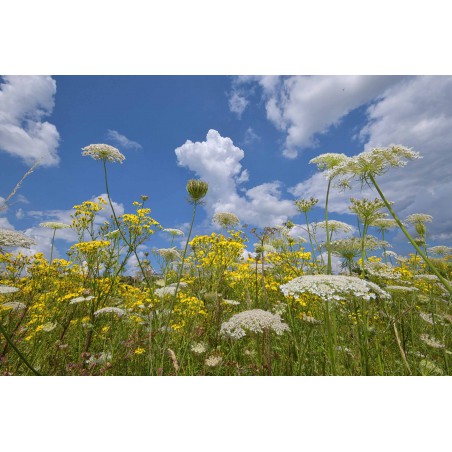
[71,197,107,230]
[122,205,160,237]
[70,240,111,254]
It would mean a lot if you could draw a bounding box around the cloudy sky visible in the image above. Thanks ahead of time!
[1,75,451,263]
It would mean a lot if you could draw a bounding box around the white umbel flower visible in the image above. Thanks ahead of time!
[162,228,184,236]
[69,295,95,304]
[205,355,222,367]
[0,285,19,294]
[280,275,389,302]
[0,229,36,249]
[94,307,126,317]
[191,342,208,354]
[82,144,125,163]
[220,309,290,339]
[420,334,445,349]
[39,222,71,229]
[1,301,26,311]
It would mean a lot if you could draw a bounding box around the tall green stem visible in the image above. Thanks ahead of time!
[325,179,332,274]
[304,212,318,271]
[369,174,452,297]
[0,323,41,375]
[49,228,56,264]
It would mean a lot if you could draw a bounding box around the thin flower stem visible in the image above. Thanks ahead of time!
[325,179,332,274]
[369,174,452,297]
[102,160,153,292]
[0,323,41,376]
[49,228,56,264]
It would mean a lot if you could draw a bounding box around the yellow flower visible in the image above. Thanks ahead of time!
[134,347,146,355]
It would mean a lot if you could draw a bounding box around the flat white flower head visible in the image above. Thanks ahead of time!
[94,307,126,317]
[162,228,184,237]
[220,309,290,339]
[0,229,36,249]
[39,222,71,229]
[213,212,240,228]
[280,275,389,302]
[82,144,125,163]
[0,285,20,294]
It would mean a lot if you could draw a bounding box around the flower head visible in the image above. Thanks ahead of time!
[0,285,20,294]
[220,309,290,339]
[315,220,353,234]
[186,179,208,203]
[162,228,184,237]
[280,274,389,302]
[0,229,36,249]
[310,153,349,172]
[331,145,421,182]
[213,212,240,228]
[39,222,71,229]
[420,334,445,349]
[157,247,181,261]
[191,342,208,354]
[427,246,452,256]
[82,144,125,163]
[205,355,222,367]
[94,307,126,317]
[294,197,318,213]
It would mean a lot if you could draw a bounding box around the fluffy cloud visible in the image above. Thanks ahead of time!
[175,130,296,227]
[0,75,60,166]
[106,129,142,150]
[359,76,452,239]
[235,75,407,158]
[289,75,452,241]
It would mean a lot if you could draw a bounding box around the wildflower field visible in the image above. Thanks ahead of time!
[1,144,451,376]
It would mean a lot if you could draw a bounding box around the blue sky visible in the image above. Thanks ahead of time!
[1,75,452,270]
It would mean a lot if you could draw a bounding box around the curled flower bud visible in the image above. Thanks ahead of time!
[186,179,208,203]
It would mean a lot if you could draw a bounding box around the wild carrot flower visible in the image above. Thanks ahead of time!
[157,247,181,261]
[419,359,443,375]
[280,275,389,302]
[82,144,125,163]
[330,145,421,182]
[42,322,57,332]
[405,213,433,238]
[315,220,353,234]
[1,301,26,311]
[294,197,318,213]
[205,355,223,367]
[213,212,240,228]
[220,309,290,339]
[39,222,70,229]
[162,228,184,236]
[427,246,452,256]
[94,307,126,317]
[420,334,445,349]
[186,179,208,203]
[191,342,208,354]
[0,229,36,249]
[0,285,19,294]
[69,295,95,304]
[310,153,349,173]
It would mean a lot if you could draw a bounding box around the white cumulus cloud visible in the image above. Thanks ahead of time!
[175,130,296,227]
[234,75,407,158]
[289,75,452,241]
[0,75,60,166]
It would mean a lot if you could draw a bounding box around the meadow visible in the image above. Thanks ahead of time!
[1,144,451,376]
